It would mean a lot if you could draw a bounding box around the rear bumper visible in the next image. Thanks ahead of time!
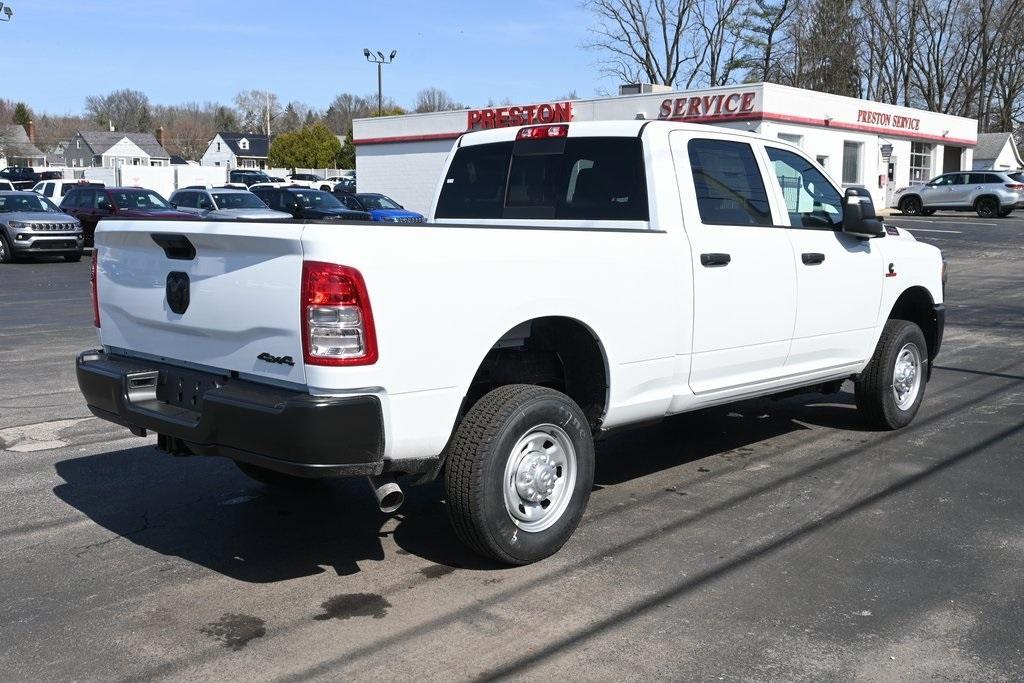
[76,350,386,477]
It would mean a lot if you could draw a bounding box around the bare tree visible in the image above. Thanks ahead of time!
[414,87,464,113]
[582,0,699,86]
[84,89,152,132]
[690,0,749,87]
[233,89,282,135]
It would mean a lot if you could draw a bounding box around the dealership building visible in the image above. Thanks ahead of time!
[353,82,978,216]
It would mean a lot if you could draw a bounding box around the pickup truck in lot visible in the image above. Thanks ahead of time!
[76,121,946,565]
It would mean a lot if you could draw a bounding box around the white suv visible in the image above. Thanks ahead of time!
[892,171,1023,218]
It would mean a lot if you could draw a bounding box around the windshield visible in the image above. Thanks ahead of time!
[212,192,267,210]
[0,193,61,213]
[355,194,401,210]
[111,190,170,210]
[292,190,344,209]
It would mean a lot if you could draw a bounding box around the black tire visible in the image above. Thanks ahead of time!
[976,197,998,218]
[855,319,928,430]
[444,384,595,565]
[321,185,331,192]
[234,460,318,488]
[64,253,82,262]
[899,196,922,216]
[998,208,1013,217]
[0,233,14,263]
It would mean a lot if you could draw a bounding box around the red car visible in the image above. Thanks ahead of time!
[60,186,195,245]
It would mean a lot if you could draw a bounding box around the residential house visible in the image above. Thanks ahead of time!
[200,132,269,169]
[66,129,172,168]
[0,122,46,167]
[971,132,1023,171]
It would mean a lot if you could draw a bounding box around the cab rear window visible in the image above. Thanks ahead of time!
[436,137,649,221]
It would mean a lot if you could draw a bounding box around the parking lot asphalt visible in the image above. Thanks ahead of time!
[1,215,1022,680]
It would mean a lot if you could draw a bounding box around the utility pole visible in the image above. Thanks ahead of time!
[265,90,271,137]
[363,49,397,116]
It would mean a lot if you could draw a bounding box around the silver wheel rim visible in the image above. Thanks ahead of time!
[502,423,577,533]
[892,342,922,411]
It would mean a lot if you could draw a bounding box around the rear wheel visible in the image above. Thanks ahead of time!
[976,197,999,218]
[998,208,1013,217]
[899,196,922,215]
[444,384,595,565]
[234,461,318,488]
[855,319,928,430]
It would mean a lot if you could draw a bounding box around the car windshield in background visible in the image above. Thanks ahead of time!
[293,190,344,209]
[112,190,170,210]
[356,194,401,210]
[212,192,267,209]
[0,194,60,213]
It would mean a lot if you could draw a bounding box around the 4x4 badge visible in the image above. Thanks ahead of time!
[257,352,295,366]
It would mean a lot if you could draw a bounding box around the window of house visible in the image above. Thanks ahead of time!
[239,138,249,151]
[778,133,803,147]
[687,138,772,226]
[910,142,933,183]
[216,142,221,152]
[76,139,81,149]
[842,141,862,184]
[766,147,843,229]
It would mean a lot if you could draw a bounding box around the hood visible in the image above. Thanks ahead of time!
[116,208,196,219]
[368,209,424,222]
[303,207,370,220]
[211,208,293,220]
[2,211,77,223]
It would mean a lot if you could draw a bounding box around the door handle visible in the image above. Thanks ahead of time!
[700,252,731,267]
[801,252,826,265]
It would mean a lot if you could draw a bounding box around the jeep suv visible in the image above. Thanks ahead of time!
[892,171,1024,218]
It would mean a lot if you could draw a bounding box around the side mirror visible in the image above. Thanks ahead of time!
[841,187,884,239]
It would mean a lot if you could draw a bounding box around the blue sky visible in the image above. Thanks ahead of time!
[2,0,607,114]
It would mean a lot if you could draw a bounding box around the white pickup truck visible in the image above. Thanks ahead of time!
[77,120,946,565]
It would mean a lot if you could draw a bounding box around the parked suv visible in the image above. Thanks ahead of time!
[32,179,104,205]
[283,172,323,188]
[892,171,1024,217]
[61,187,195,245]
[249,186,370,220]
[169,187,291,220]
[337,192,424,222]
[0,191,83,263]
[228,170,273,187]
[0,166,40,190]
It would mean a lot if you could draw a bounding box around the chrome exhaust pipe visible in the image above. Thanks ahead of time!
[368,474,404,513]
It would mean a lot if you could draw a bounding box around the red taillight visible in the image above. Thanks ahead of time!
[1005,183,1024,190]
[517,124,568,140]
[91,248,100,327]
[301,261,377,366]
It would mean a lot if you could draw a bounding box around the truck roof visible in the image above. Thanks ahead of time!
[457,119,778,148]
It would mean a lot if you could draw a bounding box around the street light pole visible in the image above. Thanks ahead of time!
[363,48,397,117]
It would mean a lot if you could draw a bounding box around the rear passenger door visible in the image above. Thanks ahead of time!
[671,132,798,396]
[764,146,883,372]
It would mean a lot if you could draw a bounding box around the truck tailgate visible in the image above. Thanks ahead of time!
[95,220,307,385]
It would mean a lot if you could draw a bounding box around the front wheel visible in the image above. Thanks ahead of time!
[0,234,13,263]
[899,196,922,216]
[976,197,999,218]
[444,384,595,565]
[855,319,928,430]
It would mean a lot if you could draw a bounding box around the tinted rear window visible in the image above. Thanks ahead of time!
[687,139,772,226]
[436,137,649,221]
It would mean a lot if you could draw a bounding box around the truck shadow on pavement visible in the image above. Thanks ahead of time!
[51,390,867,583]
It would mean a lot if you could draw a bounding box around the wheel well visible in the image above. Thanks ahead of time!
[463,317,609,430]
[974,194,999,208]
[888,287,939,363]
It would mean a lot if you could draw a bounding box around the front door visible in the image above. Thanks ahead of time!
[671,132,798,396]
[919,173,959,208]
[763,145,883,372]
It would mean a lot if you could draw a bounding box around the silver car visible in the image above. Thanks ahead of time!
[0,191,83,263]
[169,187,291,220]
[892,170,1024,218]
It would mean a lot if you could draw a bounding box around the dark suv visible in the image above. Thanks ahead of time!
[249,186,370,220]
[0,166,40,190]
[229,170,272,186]
[61,187,195,244]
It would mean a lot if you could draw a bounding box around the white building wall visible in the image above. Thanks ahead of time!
[200,135,236,167]
[357,140,454,215]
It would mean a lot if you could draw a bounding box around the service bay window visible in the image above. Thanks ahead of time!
[842,141,862,184]
[910,142,933,183]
